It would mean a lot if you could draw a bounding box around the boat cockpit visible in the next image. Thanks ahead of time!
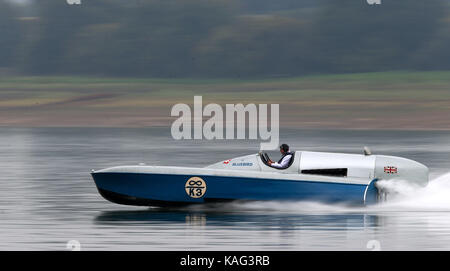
[259,151,295,170]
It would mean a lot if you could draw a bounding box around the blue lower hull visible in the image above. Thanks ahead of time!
[91,172,372,206]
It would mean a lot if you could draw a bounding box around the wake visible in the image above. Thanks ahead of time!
[373,171,450,211]
[190,172,450,214]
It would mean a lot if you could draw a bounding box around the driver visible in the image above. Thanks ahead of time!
[268,144,293,169]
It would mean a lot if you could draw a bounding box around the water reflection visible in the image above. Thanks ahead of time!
[1,127,450,250]
[94,207,381,231]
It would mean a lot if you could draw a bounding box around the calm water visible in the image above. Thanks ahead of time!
[1,127,450,250]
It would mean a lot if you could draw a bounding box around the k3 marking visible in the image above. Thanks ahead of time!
[185,177,207,198]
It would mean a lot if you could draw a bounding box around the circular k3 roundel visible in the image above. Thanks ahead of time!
[185,177,207,198]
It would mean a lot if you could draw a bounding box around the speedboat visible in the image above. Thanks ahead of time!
[91,148,428,206]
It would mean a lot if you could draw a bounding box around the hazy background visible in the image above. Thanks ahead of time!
[0,0,449,128]
[1,0,450,77]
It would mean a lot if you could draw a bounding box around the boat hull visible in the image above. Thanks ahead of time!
[91,171,370,206]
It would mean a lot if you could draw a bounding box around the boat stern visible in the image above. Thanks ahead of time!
[375,155,429,187]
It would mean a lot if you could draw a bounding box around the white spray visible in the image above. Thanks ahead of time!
[374,172,450,211]
[186,172,450,214]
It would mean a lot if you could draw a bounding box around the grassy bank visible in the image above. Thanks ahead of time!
[0,71,449,129]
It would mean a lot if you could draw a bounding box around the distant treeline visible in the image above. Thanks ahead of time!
[1,0,449,78]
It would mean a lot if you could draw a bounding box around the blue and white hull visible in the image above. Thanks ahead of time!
[91,150,428,207]
[92,168,373,206]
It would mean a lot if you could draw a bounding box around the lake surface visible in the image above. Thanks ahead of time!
[0,127,450,250]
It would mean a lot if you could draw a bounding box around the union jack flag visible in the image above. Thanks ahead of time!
[384,166,398,174]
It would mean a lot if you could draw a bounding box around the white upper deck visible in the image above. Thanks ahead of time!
[206,151,375,179]
[94,150,428,186]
